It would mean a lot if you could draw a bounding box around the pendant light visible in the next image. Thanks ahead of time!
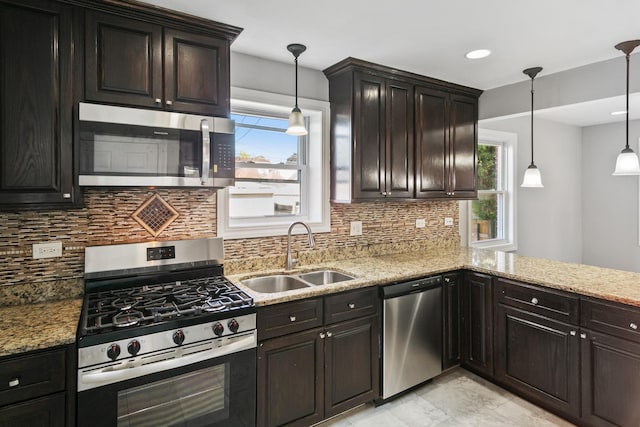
[521,66,544,188]
[612,40,640,176]
[285,43,308,136]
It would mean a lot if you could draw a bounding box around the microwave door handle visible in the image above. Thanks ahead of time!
[200,119,211,185]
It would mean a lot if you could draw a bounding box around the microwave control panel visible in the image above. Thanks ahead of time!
[213,133,234,180]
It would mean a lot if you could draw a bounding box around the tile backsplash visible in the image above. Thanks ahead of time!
[0,189,458,306]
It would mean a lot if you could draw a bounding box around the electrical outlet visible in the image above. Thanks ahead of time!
[33,241,62,259]
[416,218,426,228]
[444,217,454,226]
[350,221,362,236]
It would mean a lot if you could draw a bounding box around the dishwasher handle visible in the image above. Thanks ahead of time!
[381,275,442,299]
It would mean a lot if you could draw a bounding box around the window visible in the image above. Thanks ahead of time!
[217,87,330,239]
[461,129,516,251]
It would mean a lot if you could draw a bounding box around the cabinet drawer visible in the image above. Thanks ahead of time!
[324,287,378,325]
[581,298,640,343]
[0,349,65,407]
[258,298,323,340]
[494,278,579,324]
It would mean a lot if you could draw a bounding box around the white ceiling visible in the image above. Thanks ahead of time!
[140,0,640,90]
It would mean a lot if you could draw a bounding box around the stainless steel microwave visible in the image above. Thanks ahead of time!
[78,102,234,188]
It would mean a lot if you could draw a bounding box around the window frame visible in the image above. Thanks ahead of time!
[460,128,517,251]
[217,87,330,239]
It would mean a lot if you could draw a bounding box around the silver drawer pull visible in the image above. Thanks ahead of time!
[348,303,355,309]
[570,330,576,336]
[289,315,296,322]
[155,98,162,104]
[580,333,587,339]
[9,378,19,388]
[63,193,71,199]
[531,297,539,305]
[326,331,333,337]
[166,100,173,106]
[320,332,326,339]
[631,323,638,330]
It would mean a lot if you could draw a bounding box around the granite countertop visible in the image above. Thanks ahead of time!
[0,298,83,358]
[228,247,640,308]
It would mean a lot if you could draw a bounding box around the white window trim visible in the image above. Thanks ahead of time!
[460,128,517,252]
[217,87,331,239]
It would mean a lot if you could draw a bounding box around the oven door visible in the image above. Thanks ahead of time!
[77,348,255,427]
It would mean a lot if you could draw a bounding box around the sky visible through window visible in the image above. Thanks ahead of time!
[231,113,298,165]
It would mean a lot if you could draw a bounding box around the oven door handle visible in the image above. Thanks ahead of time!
[78,332,256,391]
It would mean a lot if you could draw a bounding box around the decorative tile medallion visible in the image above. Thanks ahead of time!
[131,194,179,237]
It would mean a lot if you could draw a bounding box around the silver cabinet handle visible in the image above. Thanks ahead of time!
[63,193,71,199]
[166,100,173,106]
[155,98,162,104]
[570,330,576,336]
[381,191,387,196]
[531,297,539,305]
[348,303,355,309]
[326,331,333,337]
[319,332,326,339]
[580,333,587,339]
[444,277,451,283]
[631,323,638,330]
[289,315,296,322]
[200,119,210,185]
[9,378,19,388]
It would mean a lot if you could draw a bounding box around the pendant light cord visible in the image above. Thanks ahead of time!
[530,76,535,167]
[294,56,299,109]
[625,51,630,150]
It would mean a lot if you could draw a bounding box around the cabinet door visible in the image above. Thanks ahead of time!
[257,328,324,427]
[449,94,478,198]
[0,0,76,209]
[581,330,640,427]
[385,80,414,198]
[494,304,580,418]
[443,272,461,369]
[324,315,379,418]
[85,11,163,109]
[353,72,386,199]
[164,29,230,116]
[414,86,448,199]
[0,392,64,427]
[462,272,493,376]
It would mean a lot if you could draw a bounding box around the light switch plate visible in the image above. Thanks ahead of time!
[444,217,454,226]
[33,241,62,259]
[416,218,426,228]
[350,221,362,236]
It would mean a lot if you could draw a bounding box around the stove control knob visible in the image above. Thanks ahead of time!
[127,340,141,356]
[212,322,224,336]
[228,319,239,333]
[173,330,185,346]
[107,343,121,361]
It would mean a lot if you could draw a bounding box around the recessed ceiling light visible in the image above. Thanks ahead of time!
[465,49,491,59]
[611,110,627,116]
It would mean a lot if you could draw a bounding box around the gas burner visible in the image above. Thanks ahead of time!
[113,310,144,327]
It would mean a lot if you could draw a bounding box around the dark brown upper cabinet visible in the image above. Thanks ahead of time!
[415,88,478,199]
[324,58,481,203]
[85,9,239,117]
[0,0,79,210]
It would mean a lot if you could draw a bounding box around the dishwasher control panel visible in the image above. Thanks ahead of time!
[381,275,442,299]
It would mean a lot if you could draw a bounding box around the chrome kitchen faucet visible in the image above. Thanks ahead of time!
[286,221,315,270]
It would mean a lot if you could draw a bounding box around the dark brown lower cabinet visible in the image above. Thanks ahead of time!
[0,392,64,427]
[580,329,640,427]
[257,327,324,427]
[462,271,493,376]
[494,304,580,418]
[324,315,379,418]
[257,289,379,427]
[443,272,461,369]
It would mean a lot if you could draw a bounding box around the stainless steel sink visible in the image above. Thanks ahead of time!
[297,270,356,286]
[241,275,310,293]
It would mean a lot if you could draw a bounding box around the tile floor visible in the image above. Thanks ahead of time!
[317,368,576,426]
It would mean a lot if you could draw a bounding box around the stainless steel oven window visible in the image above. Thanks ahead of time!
[117,363,230,427]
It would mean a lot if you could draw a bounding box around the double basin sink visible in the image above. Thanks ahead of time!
[241,270,356,293]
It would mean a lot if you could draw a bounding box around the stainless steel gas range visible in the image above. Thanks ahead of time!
[76,237,256,427]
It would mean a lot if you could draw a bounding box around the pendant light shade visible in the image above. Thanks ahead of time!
[612,40,640,176]
[285,43,308,136]
[521,66,544,188]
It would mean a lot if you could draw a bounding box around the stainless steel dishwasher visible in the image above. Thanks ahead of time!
[381,275,443,400]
